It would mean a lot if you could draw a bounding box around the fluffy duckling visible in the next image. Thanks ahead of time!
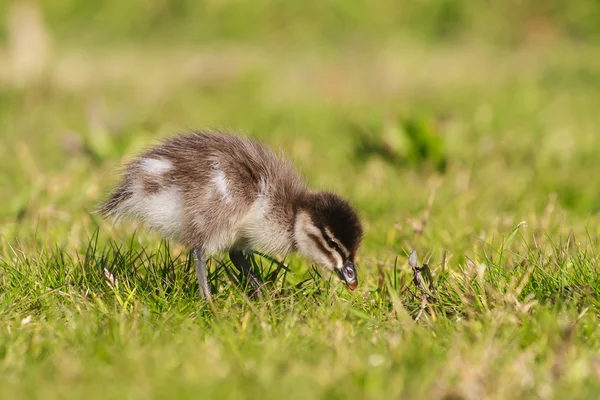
[99,131,363,300]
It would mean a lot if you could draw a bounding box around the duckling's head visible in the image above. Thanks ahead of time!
[294,192,363,290]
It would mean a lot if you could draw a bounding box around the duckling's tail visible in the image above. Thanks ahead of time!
[96,182,133,221]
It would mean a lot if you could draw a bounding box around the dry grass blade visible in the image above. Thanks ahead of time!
[407,249,437,321]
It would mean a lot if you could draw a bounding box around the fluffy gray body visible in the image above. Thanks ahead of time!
[100,133,304,255]
[99,131,363,300]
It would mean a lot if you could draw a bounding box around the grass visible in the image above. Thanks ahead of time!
[2,1,600,399]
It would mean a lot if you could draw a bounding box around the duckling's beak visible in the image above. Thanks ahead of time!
[336,260,358,291]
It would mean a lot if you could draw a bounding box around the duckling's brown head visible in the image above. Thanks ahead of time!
[294,192,363,290]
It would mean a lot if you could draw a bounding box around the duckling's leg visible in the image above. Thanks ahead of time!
[193,248,212,300]
[229,251,264,297]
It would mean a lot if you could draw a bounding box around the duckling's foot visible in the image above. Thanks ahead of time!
[193,248,212,301]
[229,250,265,298]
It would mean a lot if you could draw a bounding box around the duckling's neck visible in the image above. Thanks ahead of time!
[234,188,304,256]
[289,191,320,252]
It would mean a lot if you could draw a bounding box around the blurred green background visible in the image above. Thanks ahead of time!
[1,0,599,250]
[2,0,600,45]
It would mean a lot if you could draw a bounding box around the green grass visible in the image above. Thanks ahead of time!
[2,1,600,399]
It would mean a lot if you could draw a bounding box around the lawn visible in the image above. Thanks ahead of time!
[1,1,600,399]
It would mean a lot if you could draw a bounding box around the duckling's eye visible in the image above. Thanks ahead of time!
[324,235,339,250]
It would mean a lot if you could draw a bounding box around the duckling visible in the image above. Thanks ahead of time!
[98,131,363,300]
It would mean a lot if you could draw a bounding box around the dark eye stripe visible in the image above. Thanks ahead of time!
[307,233,337,265]
[323,229,350,257]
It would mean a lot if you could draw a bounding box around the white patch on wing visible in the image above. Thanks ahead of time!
[139,158,173,175]
[257,177,268,195]
[212,169,231,203]
[209,159,232,203]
